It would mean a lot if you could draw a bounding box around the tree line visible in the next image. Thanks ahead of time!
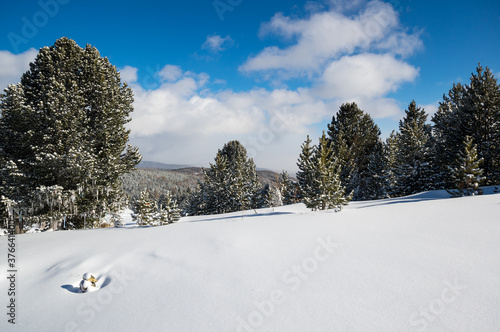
[189,64,500,213]
[296,64,499,210]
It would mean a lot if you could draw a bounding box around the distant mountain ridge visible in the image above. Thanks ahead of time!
[138,161,193,170]
[138,160,279,173]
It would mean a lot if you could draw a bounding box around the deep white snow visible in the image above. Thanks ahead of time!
[1,188,500,331]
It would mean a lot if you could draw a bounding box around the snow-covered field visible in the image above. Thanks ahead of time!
[1,188,500,331]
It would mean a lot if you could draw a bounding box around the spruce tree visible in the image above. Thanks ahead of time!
[364,140,388,200]
[432,83,465,187]
[158,191,181,224]
[134,190,156,225]
[383,131,399,197]
[296,135,315,203]
[327,102,381,200]
[258,184,282,208]
[449,136,486,196]
[278,171,299,205]
[298,133,350,211]
[313,132,351,210]
[188,141,261,215]
[393,101,436,196]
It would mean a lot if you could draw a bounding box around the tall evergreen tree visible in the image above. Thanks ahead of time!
[327,102,381,200]
[134,189,156,226]
[393,101,436,196]
[433,64,500,185]
[188,141,261,215]
[432,83,465,187]
[296,135,315,203]
[298,132,350,211]
[0,37,141,229]
[278,171,299,205]
[364,140,388,200]
[449,136,486,196]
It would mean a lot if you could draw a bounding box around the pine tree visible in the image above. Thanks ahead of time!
[0,37,142,228]
[364,140,388,200]
[278,171,299,205]
[296,135,316,203]
[298,132,351,211]
[158,191,181,224]
[432,83,465,187]
[188,141,261,215]
[218,141,261,212]
[383,131,399,197]
[327,102,381,200]
[449,136,486,196]
[393,101,436,196]
[459,65,500,184]
[134,190,156,225]
[258,184,282,208]
[433,64,500,185]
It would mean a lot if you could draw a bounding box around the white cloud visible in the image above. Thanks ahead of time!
[0,48,38,92]
[317,53,419,100]
[124,65,337,171]
[159,65,183,82]
[120,65,138,83]
[202,35,234,53]
[240,0,420,75]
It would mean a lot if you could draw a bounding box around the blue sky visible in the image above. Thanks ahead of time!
[1,0,499,172]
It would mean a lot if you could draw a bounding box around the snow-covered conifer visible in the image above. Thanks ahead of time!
[327,102,381,200]
[188,141,261,215]
[298,132,351,211]
[449,136,486,196]
[392,101,436,196]
[433,64,500,185]
[158,191,181,224]
[134,190,156,225]
[0,37,142,228]
[278,171,299,205]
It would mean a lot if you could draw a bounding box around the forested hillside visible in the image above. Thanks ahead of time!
[120,166,282,211]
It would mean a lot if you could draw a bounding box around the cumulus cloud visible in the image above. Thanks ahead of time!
[127,68,328,138]
[202,35,234,53]
[124,65,336,171]
[0,48,38,92]
[240,0,421,75]
[316,53,419,100]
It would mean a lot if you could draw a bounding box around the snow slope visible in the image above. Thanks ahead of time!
[1,189,500,332]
